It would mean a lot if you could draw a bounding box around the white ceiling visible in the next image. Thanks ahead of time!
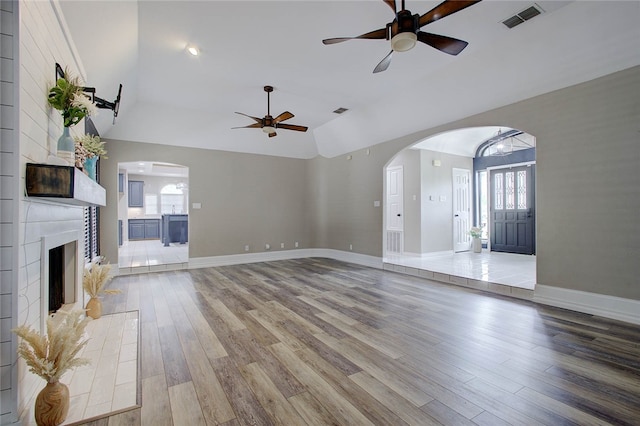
[59,1,640,159]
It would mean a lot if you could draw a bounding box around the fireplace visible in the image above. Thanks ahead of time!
[41,230,82,331]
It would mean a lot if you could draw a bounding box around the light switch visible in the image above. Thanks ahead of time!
[439,195,446,202]
[192,202,201,209]
[373,200,380,207]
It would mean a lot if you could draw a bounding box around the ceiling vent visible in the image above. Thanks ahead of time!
[502,4,543,29]
[333,107,348,114]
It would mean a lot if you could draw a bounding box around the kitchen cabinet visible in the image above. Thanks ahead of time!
[128,219,160,240]
[161,214,188,246]
[128,180,144,207]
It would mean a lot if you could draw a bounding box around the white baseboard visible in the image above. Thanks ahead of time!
[189,248,383,270]
[534,285,640,325]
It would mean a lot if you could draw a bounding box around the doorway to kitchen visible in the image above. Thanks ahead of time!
[117,161,189,273]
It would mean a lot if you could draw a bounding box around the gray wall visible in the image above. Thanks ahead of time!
[100,66,639,301]
[420,150,473,253]
[100,142,310,265]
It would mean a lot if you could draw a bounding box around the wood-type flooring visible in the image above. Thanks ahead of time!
[80,258,640,425]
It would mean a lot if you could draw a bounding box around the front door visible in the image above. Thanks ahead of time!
[453,168,471,252]
[490,165,535,254]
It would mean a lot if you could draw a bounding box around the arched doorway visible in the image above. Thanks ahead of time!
[117,161,189,272]
[383,126,536,291]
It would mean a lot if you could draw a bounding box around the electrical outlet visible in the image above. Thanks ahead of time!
[295,242,299,248]
[349,244,353,251]
[244,245,249,252]
[265,243,270,250]
[280,243,285,249]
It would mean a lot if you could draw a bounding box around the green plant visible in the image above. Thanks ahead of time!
[74,134,107,159]
[12,310,91,383]
[47,69,96,127]
[469,227,483,239]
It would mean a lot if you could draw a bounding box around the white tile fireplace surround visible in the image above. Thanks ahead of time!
[17,201,87,418]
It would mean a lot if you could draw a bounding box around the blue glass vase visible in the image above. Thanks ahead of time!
[84,156,98,181]
[57,126,75,166]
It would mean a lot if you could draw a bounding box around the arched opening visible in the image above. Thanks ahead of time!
[383,126,536,291]
[117,161,189,272]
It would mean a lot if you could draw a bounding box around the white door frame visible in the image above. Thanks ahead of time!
[452,168,471,252]
[385,166,404,255]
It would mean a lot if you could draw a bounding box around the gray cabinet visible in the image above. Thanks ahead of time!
[128,219,160,240]
[128,180,144,207]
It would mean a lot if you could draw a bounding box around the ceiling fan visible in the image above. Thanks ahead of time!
[322,0,481,73]
[233,86,308,138]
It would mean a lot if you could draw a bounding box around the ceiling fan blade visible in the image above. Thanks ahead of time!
[268,132,277,138]
[277,123,308,132]
[274,111,294,123]
[383,0,396,13]
[417,31,469,55]
[418,0,481,28]
[373,50,393,73]
[235,111,262,122]
[323,28,387,45]
[231,123,262,129]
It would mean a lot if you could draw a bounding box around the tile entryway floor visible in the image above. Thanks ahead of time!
[118,239,188,275]
[384,250,536,290]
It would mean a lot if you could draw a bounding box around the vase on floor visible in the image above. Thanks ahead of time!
[34,381,69,426]
[56,127,75,166]
[85,297,102,319]
[83,156,98,181]
[472,237,482,253]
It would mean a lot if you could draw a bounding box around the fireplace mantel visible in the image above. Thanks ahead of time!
[26,163,106,207]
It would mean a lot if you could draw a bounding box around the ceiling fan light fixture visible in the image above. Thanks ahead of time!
[391,32,417,52]
[262,126,276,134]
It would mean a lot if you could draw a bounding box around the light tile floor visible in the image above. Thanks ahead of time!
[384,250,536,290]
[29,312,139,425]
[118,239,188,274]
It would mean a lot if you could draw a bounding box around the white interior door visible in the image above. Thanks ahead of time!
[453,168,471,252]
[386,166,404,254]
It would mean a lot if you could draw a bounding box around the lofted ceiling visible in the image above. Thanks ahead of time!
[59,1,640,159]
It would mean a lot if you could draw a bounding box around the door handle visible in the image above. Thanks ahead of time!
[397,214,401,217]
[454,214,459,217]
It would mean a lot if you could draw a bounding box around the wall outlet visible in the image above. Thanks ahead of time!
[244,245,249,252]
[294,241,299,248]
[280,243,285,249]
[265,243,270,250]
[349,244,353,251]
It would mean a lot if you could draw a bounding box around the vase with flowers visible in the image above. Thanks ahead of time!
[74,134,107,181]
[469,226,483,253]
[83,258,120,319]
[47,69,97,166]
[12,309,91,426]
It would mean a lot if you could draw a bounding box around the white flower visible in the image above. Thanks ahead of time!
[72,93,98,117]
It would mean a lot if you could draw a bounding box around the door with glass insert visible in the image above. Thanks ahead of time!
[490,165,535,254]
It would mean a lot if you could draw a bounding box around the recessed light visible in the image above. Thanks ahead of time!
[187,46,199,56]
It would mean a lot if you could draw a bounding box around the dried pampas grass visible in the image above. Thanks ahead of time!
[13,309,90,383]
[83,261,120,298]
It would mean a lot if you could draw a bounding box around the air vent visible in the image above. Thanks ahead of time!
[333,107,348,114]
[502,4,543,29]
